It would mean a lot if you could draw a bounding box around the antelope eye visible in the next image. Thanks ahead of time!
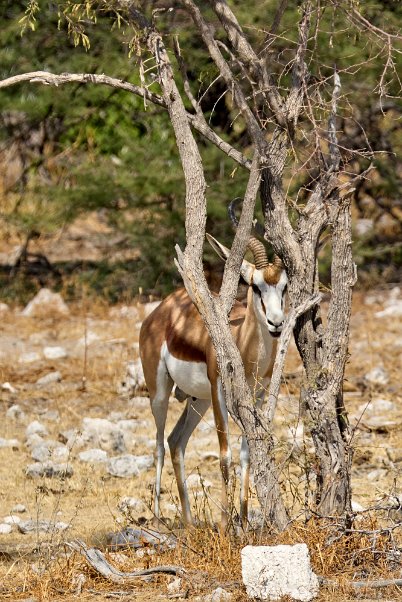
[252,283,260,295]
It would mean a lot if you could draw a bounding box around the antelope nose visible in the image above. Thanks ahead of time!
[268,318,284,329]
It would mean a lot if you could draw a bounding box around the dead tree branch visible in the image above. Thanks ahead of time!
[68,540,185,583]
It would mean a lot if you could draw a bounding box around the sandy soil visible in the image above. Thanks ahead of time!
[0,286,401,601]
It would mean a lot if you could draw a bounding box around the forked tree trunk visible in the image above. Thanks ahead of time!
[0,0,362,530]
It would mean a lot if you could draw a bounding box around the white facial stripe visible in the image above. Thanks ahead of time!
[252,269,287,329]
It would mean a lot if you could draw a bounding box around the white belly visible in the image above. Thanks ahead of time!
[163,343,211,400]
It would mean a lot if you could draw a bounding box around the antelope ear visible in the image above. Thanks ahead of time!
[206,233,254,285]
[206,233,230,262]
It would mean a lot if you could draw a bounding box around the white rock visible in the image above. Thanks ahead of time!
[81,418,126,453]
[78,448,108,463]
[19,351,41,364]
[128,396,151,409]
[40,409,60,422]
[3,515,21,525]
[351,500,365,512]
[367,468,387,481]
[109,305,139,320]
[26,433,45,448]
[6,404,25,420]
[0,302,9,313]
[207,587,233,602]
[31,443,69,463]
[355,218,373,237]
[118,359,145,393]
[43,346,67,360]
[364,366,389,386]
[0,437,20,449]
[241,543,319,601]
[142,301,161,317]
[26,421,48,438]
[26,461,73,479]
[0,523,12,534]
[36,371,62,386]
[167,577,182,595]
[117,496,145,513]
[359,398,395,414]
[185,474,212,491]
[375,302,402,318]
[107,454,153,478]
[11,504,26,513]
[21,288,69,317]
[18,519,69,533]
[2,382,17,394]
[76,331,100,347]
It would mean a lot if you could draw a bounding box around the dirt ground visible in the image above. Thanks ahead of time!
[0,286,401,601]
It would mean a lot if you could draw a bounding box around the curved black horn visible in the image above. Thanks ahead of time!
[228,197,242,228]
[228,198,269,269]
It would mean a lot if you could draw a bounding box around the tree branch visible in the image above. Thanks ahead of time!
[265,293,322,422]
[0,70,251,170]
[286,0,312,126]
[181,0,265,147]
[219,153,261,313]
[207,0,287,126]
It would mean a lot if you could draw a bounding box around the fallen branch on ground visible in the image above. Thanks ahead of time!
[68,539,185,584]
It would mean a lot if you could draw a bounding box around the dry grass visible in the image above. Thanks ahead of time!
[0,289,402,600]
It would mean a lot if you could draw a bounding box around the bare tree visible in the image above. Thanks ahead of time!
[2,0,400,530]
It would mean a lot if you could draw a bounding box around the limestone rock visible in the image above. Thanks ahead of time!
[26,421,48,438]
[241,543,319,601]
[21,288,69,317]
[3,515,21,526]
[186,473,212,491]
[26,461,73,479]
[11,504,27,513]
[142,300,161,317]
[78,448,108,463]
[31,442,69,463]
[118,359,145,393]
[36,371,62,386]
[0,523,12,534]
[2,382,17,394]
[43,346,67,360]
[0,437,20,449]
[6,404,25,421]
[80,417,126,453]
[19,352,41,364]
[18,519,69,534]
[109,305,139,320]
[107,454,153,478]
[117,496,145,513]
[0,302,9,313]
[364,366,389,387]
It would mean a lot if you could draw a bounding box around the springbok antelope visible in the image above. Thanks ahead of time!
[139,221,287,529]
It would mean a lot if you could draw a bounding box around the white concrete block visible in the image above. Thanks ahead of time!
[241,543,319,601]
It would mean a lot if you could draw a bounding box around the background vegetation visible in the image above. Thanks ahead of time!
[0,1,401,303]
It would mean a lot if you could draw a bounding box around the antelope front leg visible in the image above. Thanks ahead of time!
[212,381,232,532]
[168,398,210,526]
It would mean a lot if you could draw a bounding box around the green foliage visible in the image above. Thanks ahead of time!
[0,1,400,302]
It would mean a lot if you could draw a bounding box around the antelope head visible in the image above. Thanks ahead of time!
[206,199,287,338]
